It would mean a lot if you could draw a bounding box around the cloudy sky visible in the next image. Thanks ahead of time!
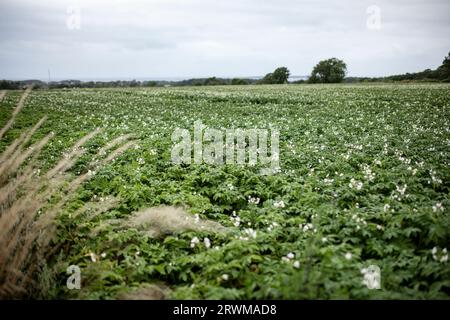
[0,0,449,80]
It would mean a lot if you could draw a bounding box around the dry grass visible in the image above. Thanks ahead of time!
[88,205,228,240]
[127,206,228,238]
[46,128,101,179]
[0,88,136,298]
[0,91,6,102]
[71,196,121,221]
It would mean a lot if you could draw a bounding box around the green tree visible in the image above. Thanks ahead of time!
[231,78,248,85]
[145,81,158,87]
[204,77,226,86]
[260,67,290,84]
[309,58,347,83]
[436,52,450,81]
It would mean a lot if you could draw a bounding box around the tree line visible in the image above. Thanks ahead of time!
[1,52,449,89]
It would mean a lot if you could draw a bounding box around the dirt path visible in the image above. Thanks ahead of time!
[0,91,6,103]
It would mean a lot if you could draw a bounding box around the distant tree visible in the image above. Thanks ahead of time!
[129,79,140,87]
[0,80,20,89]
[309,58,347,83]
[260,67,290,84]
[231,78,248,85]
[144,81,158,87]
[271,67,290,84]
[204,77,226,86]
[437,52,450,81]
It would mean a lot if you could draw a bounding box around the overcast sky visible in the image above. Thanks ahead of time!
[0,0,449,80]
